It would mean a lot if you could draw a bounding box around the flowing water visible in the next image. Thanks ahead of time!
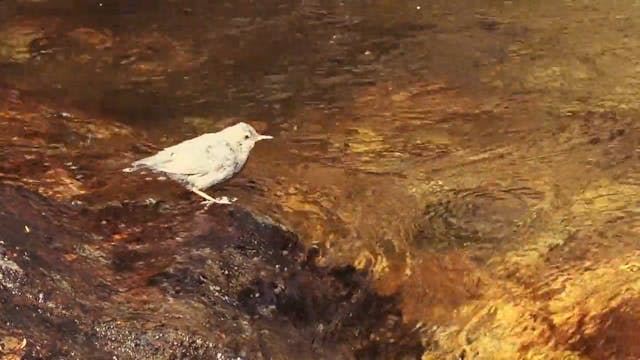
[2,0,640,358]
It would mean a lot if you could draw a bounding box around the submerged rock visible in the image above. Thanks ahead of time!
[0,22,44,64]
[413,186,541,252]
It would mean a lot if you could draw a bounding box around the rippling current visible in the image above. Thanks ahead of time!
[2,0,640,358]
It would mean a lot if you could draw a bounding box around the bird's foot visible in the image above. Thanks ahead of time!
[200,196,237,208]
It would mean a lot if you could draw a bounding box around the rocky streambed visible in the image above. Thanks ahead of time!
[0,88,423,359]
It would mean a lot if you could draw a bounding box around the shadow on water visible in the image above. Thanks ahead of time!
[2,0,640,358]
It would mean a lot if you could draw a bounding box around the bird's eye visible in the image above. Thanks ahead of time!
[244,135,250,140]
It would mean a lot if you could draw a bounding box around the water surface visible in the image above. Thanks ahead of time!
[2,0,640,358]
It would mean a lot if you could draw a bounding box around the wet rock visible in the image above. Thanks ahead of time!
[0,256,24,294]
[0,184,424,359]
[150,207,425,358]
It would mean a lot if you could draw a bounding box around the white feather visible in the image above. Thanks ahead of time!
[125,122,272,200]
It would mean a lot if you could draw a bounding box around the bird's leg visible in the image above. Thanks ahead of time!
[191,188,216,202]
[191,188,233,207]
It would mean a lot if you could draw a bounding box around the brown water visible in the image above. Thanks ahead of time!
[2,0,640,358]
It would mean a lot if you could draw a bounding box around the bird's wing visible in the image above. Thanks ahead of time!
[132,135,236,176]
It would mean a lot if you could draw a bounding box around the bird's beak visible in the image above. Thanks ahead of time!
[257,134,273,141]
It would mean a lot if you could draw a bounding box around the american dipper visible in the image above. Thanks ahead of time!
[125,122,273,205]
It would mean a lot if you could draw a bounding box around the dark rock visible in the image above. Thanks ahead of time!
[0,184,424,359]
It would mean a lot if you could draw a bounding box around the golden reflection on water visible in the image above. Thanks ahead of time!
[2,0,640,358]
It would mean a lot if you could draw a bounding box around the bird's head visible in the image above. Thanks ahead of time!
[222,122,273,154]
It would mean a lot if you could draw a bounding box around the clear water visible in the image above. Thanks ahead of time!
[2,0,640,358]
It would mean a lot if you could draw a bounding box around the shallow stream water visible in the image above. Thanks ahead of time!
[2,1,640,359]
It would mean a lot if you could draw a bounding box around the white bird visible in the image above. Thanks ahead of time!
[124,122,273,205]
